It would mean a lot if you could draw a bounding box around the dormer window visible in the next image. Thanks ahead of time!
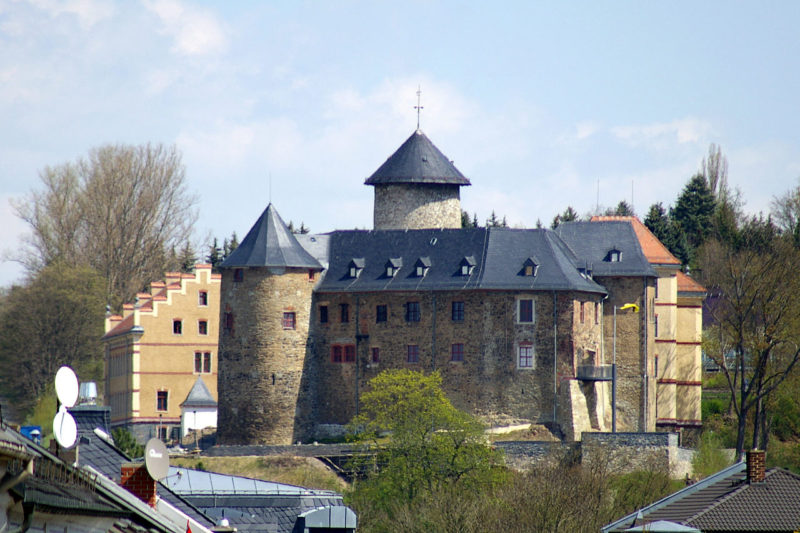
[414,257,431,278]
[348,258,365,279]
[578,261,593,279]
[459,256,476,276]
[385,258,402,278]
[605,249,622,262]
[521,257,539,277]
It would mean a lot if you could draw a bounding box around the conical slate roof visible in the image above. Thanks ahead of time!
[180,377,217,409]
[221,203,323,269]
[364,130,471,186]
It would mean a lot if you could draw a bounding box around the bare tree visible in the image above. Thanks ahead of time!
[14,144,198,308]
[702,143,729,198]
[771,179,800,246]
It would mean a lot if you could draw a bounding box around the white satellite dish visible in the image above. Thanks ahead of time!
[144,438,169,480]
[55,366,79,408]
[53,406,77,448]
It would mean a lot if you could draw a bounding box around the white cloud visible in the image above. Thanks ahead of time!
[142,0,227,56]
[611,118,713,149]
[19,0,114,29]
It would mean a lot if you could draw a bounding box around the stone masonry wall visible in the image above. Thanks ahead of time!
[217,266,316,445]
[296,289,603,441]
[373,184,461,230]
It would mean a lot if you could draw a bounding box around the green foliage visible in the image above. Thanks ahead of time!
[112,427,144,458]
[605,200,635,217]
[671,174,717,252]
[692,431,733,479]
[24,384,56,445]
[0,262,105,417]
[177,241,197,273]
[644,202,690,265]
[348,370,505,513]
[551,206,579,229]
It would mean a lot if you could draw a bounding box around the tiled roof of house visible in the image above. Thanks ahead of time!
[591,216,681,266]
[103,313,135,339]
[364,130,471,186]
[180,377,217,408]
[555,221,658,278]
[221,204,323,270]
[677,271,706,295]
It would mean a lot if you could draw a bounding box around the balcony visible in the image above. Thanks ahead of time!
[576,364,613,382]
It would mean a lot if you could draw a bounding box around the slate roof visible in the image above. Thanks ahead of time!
[364,130,471,186]
[222,204,323,269]
[181,377,217,409]
[604,462,800,532]
[68,407,216,529]
[313,227,606,295]
[167,467,351,533]
[592,216,681,267]
[555,221,658,278]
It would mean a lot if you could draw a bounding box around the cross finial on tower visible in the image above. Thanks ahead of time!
[414,85,423,131]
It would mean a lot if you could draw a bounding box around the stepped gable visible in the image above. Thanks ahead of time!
[180,377,217,409]
[221,203,323,269]
[364,130,471,186]
[555,221,657,277]
[315,227,605,294]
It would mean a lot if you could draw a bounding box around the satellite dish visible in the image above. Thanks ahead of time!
[53,406,77,448]
[55,366,79,408]
[144,438,169,480]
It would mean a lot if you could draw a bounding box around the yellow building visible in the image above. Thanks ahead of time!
[103,264,221,442]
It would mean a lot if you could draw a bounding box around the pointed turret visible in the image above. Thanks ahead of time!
[366,130,470,230]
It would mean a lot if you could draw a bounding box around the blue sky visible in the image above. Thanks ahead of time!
[1,1,799,286]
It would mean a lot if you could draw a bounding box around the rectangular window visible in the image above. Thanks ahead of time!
[376,304,388,323]
[195,352,212,373]
[580,302,585,324]
[452,301,464,322]
[405,302,420,322]
[518,299,534,323]
[654,281,659,299]
[156,391,168,411]
[203,352,211,373]
[451,343,464,362]
[198,291,208,306]
[345,345,356,362]
[518,344,533,368]
[173,319,182,335]
[595,302,600,325]
[283,312,296,330]
[655,355,659,377]
[319,305,328,324]
[340,304,349,323]
[224,312,234,333]
[371,347,380,364]
[308,269,315,281]
[158,426,168,440]
[331,345,343,363]
[654,314,659,338]
[233,268,244,282]
[407,344,419,363]
[198,320,208,335]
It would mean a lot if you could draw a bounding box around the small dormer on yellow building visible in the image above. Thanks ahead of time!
[103,264,221,443]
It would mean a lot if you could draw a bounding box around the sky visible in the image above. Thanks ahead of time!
[1,0,799,286]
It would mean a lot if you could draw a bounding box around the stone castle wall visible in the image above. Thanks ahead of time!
[216,266,316,445]
[373,184,462,229]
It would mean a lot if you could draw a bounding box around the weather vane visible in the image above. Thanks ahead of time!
[414,85,423,130]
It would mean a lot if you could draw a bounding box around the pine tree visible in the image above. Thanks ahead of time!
[645,203,690,266]
[178,241,196,273]
[671,174,717,251]
[207,238,222,271]
[223,232,239,259]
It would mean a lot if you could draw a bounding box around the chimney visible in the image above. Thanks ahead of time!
[746,449,765,483]
[121,462,157,507]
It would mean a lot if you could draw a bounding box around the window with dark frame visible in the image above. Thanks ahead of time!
[308,269,315,281]
[283,312,296,330]
[331,345,343,363]
[319,305,328,323]
[156,390,168,411]
[518,344,533,368]
[330,344,355,363]
[376,304,387,323]
[233,269,244,282]
[654,314,659,337]
[340,304,349,323]
[198,320,208,335]
[595,302,599,325]
[407,344,419,363]
[405,301,420,322]
[518,299,534,323]
[344,345,356,362]
[580,302,585,324]
[224,312,234,333]
[194,352,212,373]
[451,343,464,362]
[452,301,464,321]
[198,291,208,306]
[371,347,380,363]
[173,319,182,335]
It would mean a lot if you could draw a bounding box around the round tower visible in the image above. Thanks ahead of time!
[365,130,470,230]
[216,204,322,445]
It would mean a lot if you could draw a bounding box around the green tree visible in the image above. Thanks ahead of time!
[551,206,579,229]
[348,370,504,511]
[644,202,690,265]
[112,427,144,458]
[772,179,800,247]
[177,241,196,273]
[605,200,636,217]
[0,263,105,415]
[671,174,717,253]
[223,232,239,259]
[207,238,223,271]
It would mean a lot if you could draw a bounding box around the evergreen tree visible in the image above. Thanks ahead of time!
[298,222,309,234]
[607,200,635,217]
[178,241,196,273]
[644,203,690,265]
[223,232,239,259]
[670,174,717,251]
[486,211,500,227]
[472,213,479,228]
[461,210,476,228]
[207,238,222,271]
[551,206,579,229]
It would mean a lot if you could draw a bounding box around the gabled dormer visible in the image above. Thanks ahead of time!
[520,257,539,277]
[459,256,476,276]
[413,257,431,277]
[348,258,365,279]
[385,258,403,278]
[604,248,622,262]
[578,260,593,279]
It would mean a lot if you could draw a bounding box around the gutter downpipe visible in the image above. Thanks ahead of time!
[642,278,649,432]
[355,298,360,415]
[431,293,437,370]
[553,291,558,426]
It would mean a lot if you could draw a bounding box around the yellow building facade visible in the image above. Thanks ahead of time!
[103,264,221,442]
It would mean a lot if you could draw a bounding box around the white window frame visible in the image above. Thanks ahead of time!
[516,297,535,324]
[517,343,534,369]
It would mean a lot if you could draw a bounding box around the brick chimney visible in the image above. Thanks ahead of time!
[121,462,157,506]
[746,449,765,483]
